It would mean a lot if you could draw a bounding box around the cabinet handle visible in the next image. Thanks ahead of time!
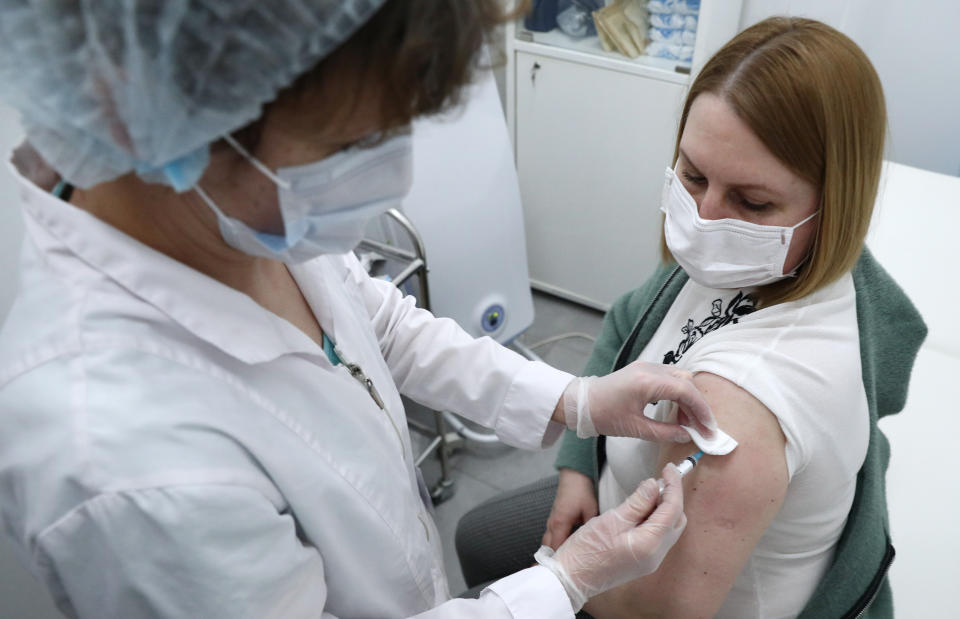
[531,62,540,86]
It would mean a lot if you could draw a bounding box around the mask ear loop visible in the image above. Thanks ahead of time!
[789,198,824,276]
[198,135,299,245]
[222,134,292,190]
[193,183,229,220]
[793,210,820,229]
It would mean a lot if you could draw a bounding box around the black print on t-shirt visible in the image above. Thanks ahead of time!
[663,291,757,365]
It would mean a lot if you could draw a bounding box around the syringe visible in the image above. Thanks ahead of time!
[657,450,704,494]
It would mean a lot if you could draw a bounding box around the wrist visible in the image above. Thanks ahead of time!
[558,467,594,486]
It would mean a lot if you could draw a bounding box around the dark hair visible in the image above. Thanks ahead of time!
[231,0,519,149]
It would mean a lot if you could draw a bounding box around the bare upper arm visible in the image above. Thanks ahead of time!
[585,372,789,619]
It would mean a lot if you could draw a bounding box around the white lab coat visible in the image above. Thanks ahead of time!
[0,164,576,618]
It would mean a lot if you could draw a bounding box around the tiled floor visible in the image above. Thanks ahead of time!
[408,290,605,595]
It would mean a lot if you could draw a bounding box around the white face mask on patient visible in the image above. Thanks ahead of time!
[659,166,819,289]
[195,131,413,263]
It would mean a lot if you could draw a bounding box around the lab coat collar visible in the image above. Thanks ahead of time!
[9,161,327,365]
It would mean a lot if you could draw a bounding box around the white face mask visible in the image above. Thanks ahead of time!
[660,166,819,289]
[195,132,413,263]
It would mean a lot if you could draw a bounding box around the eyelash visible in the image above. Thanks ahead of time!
[680,171,770,212]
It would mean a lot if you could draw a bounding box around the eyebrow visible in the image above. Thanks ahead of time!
[679,148,781,196]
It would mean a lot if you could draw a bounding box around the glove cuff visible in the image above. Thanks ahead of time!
[562,378,580,432]
[563,376,599,438]
[534,545,588,612]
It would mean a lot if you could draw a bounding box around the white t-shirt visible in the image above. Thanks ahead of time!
[599,274,869,619]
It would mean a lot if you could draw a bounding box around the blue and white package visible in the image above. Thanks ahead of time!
[647,0,700,15]
[649,13,698,30]
[646,42,695,61]
[648,27,698,46]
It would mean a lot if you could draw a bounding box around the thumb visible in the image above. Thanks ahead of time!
[612,478,660,527]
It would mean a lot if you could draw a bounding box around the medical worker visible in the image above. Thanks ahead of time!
[0,2,714,617]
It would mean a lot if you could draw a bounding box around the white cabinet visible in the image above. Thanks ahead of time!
[514,51,686,307]
[506,0,743,309]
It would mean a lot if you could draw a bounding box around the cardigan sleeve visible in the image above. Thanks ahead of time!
[553,280,658,480]
[552,263,681,481]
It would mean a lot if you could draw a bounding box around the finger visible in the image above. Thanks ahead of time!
[541,530,552,548]
[645,464,685,529]
[551,531,570,550]
[632,418,692,443]
[678,405,713,439]
[548,523,571,550]
[616,478,660,525]
[659,378,717,437]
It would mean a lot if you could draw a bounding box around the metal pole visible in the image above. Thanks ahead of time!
[430,410,455,502]
[379,209,452,502]
[385,209,432,310]
[392,258,425,288]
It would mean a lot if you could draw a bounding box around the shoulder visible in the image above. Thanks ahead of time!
[619,262,683,311]
[583,265,681,377]
[33,484,322,618]
[38,484,286,550]
[684,274,868,475]
[853,248,928,416]
[690,273,861,381]
[322,251,368,285]
[0,347,272,544]
[593,372,789,617]
[665,372,788,524]
[606,263,684,337]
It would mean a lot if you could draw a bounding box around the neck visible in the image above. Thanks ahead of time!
[69,174,289,297]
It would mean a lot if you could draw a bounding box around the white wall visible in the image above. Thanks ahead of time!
[740,0,960,177]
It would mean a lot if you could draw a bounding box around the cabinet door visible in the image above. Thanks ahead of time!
[515,51,685,308]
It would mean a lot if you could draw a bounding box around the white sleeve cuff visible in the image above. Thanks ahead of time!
[484,566,575,619]
[495,361,574,450]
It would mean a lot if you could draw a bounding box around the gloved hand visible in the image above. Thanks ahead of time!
[562,361,717,442]
[541,468,599,550]
[535,464,687,611]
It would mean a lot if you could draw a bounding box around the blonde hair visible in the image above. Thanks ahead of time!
[662,17,887,306]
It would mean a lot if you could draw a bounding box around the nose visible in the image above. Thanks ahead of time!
[697,187,729,221]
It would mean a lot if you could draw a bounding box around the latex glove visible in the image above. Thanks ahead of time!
[562,361,717,442]
[535,464,687,611]
[542,469,599,550]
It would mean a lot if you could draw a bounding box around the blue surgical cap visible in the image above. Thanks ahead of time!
[0,0,387,190]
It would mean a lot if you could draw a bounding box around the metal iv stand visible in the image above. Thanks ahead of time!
[357,209,456,504]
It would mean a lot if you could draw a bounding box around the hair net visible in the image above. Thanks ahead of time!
[0,0,386,190]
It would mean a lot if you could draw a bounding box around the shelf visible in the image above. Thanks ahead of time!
[515,27,692,83]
